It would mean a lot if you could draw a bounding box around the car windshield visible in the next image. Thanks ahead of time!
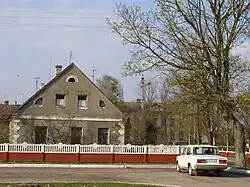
[193,147,218,155]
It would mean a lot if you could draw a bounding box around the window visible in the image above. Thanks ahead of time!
[56,94,65,106]
[35,126,47,144]
[71,127,82,144]
[193,147,218,155]
[35,98,43,106]
[78,95,87,108]
[66,75,79,82]
[98,128,109,145]
[182,148,187,155]
[68,77,76,82]
[99,100,106,108]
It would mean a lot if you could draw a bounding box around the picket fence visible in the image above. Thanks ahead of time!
[0,143,249,163]
[0,143,183,154]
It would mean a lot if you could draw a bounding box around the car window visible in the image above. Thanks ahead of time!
[182,148,186,155]
[187,147,191,155]
[193,147,218,155]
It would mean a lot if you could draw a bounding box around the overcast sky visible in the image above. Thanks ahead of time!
[0,0,156,104]
[1,0,250,104]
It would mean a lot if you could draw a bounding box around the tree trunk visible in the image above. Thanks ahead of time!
[234,120,246,168]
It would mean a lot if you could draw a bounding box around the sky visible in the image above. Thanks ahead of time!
[0,0,155,104]
[1,0,250,105]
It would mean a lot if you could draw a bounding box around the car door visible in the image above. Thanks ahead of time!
[178,147,187,168]
[183,147,191,169]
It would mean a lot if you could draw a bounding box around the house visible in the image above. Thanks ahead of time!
[9,63,124,145]
[0,101,19,143]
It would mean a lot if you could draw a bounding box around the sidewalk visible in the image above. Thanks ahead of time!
[0,163,176,169]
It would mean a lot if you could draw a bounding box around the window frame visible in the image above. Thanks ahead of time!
[99,100,106,108]
[98,128,109,145]
[35,98,43,107]
[78,94,88,109]
[55,94,66,107]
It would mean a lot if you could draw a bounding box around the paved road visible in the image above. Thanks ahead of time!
[0,168,249,187]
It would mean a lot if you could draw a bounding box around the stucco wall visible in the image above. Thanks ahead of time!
[10,118,123,145]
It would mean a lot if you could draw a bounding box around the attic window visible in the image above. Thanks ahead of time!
[68,78,76,82]
[99,100,106,108]
[66,75,79,83]
[35,98,43,106]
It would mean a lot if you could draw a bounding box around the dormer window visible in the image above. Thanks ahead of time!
[35,98,43,107]
[66,75,79,83]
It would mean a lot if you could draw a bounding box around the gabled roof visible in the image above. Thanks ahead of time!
[15,63,122,115]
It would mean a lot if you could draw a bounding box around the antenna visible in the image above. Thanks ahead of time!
[69,50,73,63]
[34,77,40,91]
[49,52,53,80]
[89,63,97,83]
[91,68,97,83]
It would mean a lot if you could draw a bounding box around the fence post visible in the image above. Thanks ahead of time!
[111,145,114,163]
[41,144,45,162]
[5,143,9,161]
[76,144,80,162]
[177,145,180,155]
[144,145,148,163]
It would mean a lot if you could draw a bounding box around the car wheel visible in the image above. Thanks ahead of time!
[176,163,181,172]
[188,164,194,176]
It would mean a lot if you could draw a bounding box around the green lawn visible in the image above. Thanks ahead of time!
[0,183,162,187]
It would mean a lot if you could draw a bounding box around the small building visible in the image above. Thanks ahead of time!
[9,63,124,145]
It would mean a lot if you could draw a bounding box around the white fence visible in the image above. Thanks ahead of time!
[0,143,182,154]
[1,143,244,154]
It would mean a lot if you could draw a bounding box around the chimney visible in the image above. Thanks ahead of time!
[40,82,45,89]
[55,65,62,76]
[4,100,9,105]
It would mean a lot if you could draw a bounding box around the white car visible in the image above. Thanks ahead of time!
[176,145,228,176]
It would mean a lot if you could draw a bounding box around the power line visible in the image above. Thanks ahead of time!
[5,10,113,15]
[0,15,109,19]
[0,23,109,29]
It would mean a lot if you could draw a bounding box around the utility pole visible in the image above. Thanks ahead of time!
[17,92,25,104]
[91,68,97,83]
[49,52,53,80]
[140,74,151,109]
[69,50,73,63]
[34,77,40,91]
[140,74,145,109]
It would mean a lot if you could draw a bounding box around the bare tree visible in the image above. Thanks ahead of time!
[108,0,250,167]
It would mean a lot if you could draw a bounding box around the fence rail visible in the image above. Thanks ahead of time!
[0,143,244,154]
[0,143,185,154]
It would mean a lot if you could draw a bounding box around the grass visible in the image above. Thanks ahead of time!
[0,183,162,187]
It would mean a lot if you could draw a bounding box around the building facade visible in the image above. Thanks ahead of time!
[9,63,124,145]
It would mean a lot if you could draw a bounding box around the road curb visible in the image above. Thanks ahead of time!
[0,163,176,169]
[225,167,250,174]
